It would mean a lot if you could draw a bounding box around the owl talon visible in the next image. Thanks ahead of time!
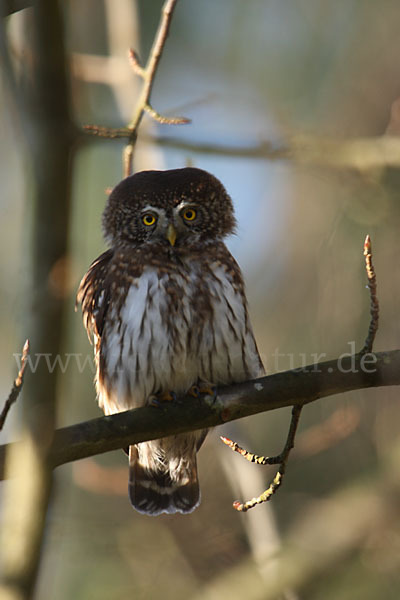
[148,391,177,407]
[188,383,216,399]
[198,384,217,398]
[188,385,200,398]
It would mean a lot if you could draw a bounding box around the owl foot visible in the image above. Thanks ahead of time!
[188,385,200,398]
[148,391,177,407]
[188,383,217,399]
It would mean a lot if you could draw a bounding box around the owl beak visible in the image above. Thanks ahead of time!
[166,223,177,246]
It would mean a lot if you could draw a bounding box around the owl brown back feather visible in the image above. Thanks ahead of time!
[77,249,114,340]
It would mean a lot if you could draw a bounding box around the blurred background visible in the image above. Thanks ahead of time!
[1,0,400,598]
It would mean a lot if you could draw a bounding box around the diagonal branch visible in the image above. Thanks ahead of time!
[0,349,399,482]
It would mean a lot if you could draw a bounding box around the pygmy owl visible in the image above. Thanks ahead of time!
[77,167,264,515]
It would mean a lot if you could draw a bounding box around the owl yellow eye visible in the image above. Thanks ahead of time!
[142,213,157,226]
[182,208,197,222]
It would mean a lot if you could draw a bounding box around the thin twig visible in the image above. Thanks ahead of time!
[0,339,30,432]
[221,405,303,512]
[84,0,189,177]
[144,103,190,125]
[360,235,379,354]
[128,47,145,78]
[84,125,131,139]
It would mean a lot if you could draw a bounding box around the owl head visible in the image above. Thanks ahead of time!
[102,167,236,249]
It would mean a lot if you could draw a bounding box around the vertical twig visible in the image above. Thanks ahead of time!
[124,0,189,176]
[0,340,30,432]
[84,0,189,177]
[360,235,379,354]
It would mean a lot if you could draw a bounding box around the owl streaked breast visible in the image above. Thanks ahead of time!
[77,167,264,515]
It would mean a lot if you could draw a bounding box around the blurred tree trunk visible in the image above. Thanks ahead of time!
[0,1,75,598]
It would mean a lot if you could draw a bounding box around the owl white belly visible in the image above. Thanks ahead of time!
[98,263,261,415]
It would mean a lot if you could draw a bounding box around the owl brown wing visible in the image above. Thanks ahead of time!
[76,249,114,341]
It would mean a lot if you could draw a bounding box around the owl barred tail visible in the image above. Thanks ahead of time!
[128,445,200,515]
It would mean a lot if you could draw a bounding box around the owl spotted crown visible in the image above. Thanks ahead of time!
[77,166,264,515]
